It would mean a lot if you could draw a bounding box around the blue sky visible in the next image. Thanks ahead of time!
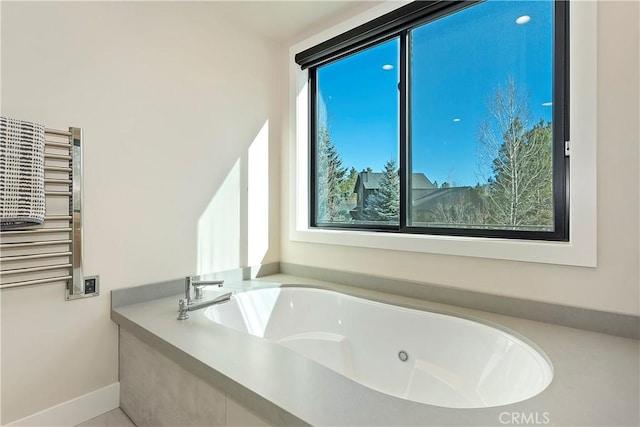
[317,0,553,186]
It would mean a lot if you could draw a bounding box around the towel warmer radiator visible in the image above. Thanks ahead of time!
[0,126,98,299]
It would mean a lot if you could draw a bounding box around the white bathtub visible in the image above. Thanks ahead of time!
[204,286,553,409]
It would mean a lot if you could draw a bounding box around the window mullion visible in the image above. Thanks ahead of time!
[399,31,410,231]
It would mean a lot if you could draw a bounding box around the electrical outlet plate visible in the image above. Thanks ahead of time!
[66,275,100,300]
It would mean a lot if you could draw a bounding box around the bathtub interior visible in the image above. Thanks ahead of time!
[204,287,553,409]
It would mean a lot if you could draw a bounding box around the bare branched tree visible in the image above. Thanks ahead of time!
[476,78,553,230]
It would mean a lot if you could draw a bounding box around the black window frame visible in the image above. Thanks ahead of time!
[298,0,570,242]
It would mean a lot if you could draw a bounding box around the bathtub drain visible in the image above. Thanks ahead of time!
[398,350,409,362]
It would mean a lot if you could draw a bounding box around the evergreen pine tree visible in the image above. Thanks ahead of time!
[316,127,347,222]
[364,159,399,222]
[338,167,359,206]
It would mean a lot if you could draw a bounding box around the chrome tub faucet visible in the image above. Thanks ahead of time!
[178,275,231,320]
[184,275,224,302]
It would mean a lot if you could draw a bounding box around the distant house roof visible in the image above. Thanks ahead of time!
[412,174,435,190]
[354,171,435,192]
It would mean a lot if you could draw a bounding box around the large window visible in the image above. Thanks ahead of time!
[300,0,568,241]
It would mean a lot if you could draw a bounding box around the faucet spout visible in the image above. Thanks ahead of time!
[177,291,232,320]
[184,275,225,303]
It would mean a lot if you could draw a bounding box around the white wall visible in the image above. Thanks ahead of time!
[1,2,281,424]
[281,1,640,316]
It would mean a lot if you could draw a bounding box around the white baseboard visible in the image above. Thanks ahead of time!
[5,383,119,427]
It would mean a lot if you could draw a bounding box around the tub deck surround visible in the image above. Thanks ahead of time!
[277,264,640,340]
[111,276,640,427]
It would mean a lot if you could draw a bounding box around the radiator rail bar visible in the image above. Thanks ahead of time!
[1,263,73,276]
[0,275,73,289]
[0,252,72,262]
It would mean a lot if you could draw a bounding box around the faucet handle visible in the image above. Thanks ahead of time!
[177,299,190,320]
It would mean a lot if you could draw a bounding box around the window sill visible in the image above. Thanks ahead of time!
[289,226,595,267]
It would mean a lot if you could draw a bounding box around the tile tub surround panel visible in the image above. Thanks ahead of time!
[115,315,304,427]
[119,328,272,427]
[76,409,135,427]
[279,263,640,340]
[111,277,640,427]
[120,328,226,426]
[227,398,271,427]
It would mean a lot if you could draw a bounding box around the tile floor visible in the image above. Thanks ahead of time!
[76,408,135,427]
